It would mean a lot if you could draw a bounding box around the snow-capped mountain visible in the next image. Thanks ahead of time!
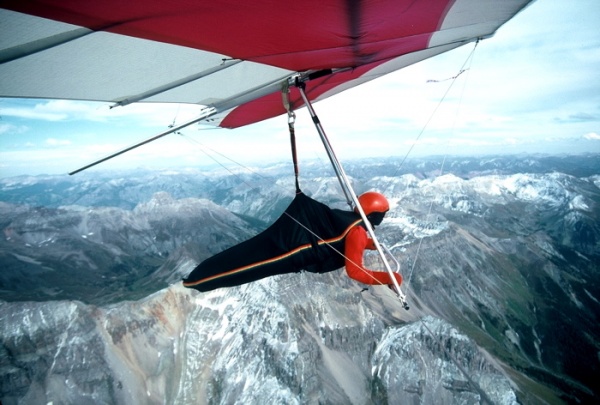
[1,154,599,404]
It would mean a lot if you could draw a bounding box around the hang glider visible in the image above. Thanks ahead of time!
[0,0,534,308]
[1,0,533,129]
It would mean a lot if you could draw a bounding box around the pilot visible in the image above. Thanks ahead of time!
[344,192,403,288]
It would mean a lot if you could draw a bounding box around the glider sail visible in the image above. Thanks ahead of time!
[1,0,534,129]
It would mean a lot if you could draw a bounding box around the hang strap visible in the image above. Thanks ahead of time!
[282,84,301,194]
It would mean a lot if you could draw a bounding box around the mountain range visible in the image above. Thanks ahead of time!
[1,154,599,404]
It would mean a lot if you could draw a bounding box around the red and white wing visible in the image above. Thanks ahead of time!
[0,0,533,128]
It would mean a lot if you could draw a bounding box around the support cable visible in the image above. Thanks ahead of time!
[395,40,479,173]
[68,106,217,175]
[405,41,478,290]
[404,41,496,403]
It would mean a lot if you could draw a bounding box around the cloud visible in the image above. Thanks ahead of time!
[555,113,599,123]
[0,123,11,134]
[1,103,68,121]
[1,99,203,126]
[583,132,600,140]
[46,138,72,146]
[0,122,29,135]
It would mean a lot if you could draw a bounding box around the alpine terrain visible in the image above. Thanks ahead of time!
[1,154,599,404]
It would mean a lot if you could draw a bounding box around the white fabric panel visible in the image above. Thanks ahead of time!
[432,0,532,46]
[315,43,464,103]
[0,10,291,109]
[0,9,84,50]
[143,60,292,106]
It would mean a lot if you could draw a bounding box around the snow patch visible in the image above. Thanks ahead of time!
[504,329,520,346]
[569,195,589,211]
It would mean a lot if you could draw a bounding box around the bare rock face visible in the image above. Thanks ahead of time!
[0,194,256,304]
[372,317,518,404]
[0,274,518,405]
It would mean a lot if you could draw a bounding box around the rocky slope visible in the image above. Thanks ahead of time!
[0,193,256,304]
[1,277,519,405]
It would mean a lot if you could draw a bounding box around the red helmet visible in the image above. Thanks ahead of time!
[356,192,389,216]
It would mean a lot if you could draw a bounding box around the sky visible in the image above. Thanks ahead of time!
[1,0,599,178]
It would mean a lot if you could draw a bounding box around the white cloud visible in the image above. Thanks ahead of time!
[1,99,203,126]
[583,132,600,140]
[1,103,68,121]
[0,123,11,134]
[46,138,72,146]
[0,122,29,135]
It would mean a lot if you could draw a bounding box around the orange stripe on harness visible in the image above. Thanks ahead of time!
[182,219,362,288]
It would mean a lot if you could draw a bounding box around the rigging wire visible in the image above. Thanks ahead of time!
[168,104,182,132]
[178,131,279,188]
[426,68,469,83]
[395,41,479,173]
[404,41,478,290]
[398,41,498,404]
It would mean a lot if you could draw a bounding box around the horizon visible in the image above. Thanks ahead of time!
[1,151,598,182]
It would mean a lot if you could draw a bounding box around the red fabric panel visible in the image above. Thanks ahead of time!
[220,62,381,128]
[2,0,453,71]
